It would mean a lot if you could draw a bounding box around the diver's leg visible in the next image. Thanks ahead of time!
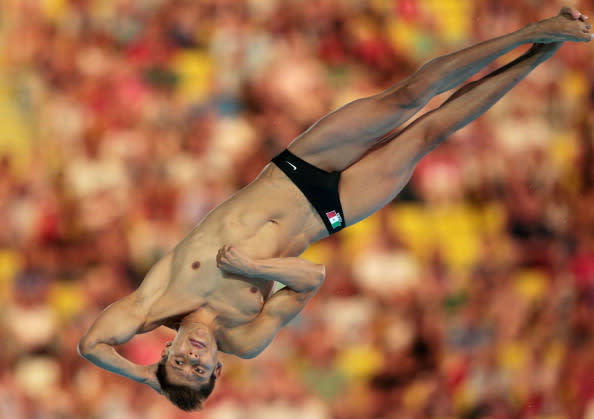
[286,8,590,173]
[340,41,565,224]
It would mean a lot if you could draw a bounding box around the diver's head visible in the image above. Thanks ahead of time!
[157,320,223,410]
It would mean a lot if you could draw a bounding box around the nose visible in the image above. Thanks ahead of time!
[187,351,200,362]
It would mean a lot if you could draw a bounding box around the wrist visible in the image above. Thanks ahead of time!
[245,261,259,278]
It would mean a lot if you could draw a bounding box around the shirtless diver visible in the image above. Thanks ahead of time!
[79,8,592,411]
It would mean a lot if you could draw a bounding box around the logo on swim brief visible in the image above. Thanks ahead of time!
[286,161,297,171]
[325,210,343,229]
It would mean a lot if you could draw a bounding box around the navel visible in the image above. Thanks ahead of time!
[191,261,201,270]
[250,286,258,294]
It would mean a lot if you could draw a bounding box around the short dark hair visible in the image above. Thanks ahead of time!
[155,360,217,411]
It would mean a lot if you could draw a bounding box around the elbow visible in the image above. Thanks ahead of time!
[305,265,325,292]
[238,350,259,360]
[377,77,433,111]
[317,265,326,286]
[237,342,269,359]
[77,335,95,359]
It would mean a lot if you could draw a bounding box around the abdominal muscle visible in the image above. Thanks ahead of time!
[203,163,327,257]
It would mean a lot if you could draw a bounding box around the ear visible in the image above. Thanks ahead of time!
[214,361,223,378]
[161,341,172,358]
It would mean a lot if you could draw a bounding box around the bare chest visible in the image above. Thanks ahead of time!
[145,255,274,329]
[142,173,317,328]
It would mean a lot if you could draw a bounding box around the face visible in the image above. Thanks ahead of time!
[162,324,222,389]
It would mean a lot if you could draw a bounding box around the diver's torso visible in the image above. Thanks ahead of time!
[140,163,326,329]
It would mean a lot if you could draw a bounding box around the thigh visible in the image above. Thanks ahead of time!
[339,121,427,225]
[287,86,422,172]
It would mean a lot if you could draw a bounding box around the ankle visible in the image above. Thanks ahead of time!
[519,22,543,44]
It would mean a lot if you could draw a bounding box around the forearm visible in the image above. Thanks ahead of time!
[217,245,325,292]
[78,342,149,384]
[246,257,325,292]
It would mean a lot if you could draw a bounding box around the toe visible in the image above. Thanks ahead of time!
[571,8,582,20]
[563,7,582,20]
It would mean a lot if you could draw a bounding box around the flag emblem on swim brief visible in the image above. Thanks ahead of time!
[326,210,343,229]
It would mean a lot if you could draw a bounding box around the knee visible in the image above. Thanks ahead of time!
[378,77,436,111]
[416,113,449,155]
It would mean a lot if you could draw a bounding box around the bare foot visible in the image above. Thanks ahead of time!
[526,7,592,43]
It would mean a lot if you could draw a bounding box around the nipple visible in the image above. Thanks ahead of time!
[191,261,201,270]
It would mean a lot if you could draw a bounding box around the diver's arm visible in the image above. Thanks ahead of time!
[78,293,162,393]
[216,245,325,292]
[216,245,325,358]
[225,285,322,358]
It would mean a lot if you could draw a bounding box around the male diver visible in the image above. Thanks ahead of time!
[79,7,592,411]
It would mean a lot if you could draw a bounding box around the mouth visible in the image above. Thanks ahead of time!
[189,339,206,349]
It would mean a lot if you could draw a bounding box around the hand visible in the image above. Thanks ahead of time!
[140,363,163,395]
[216,245,256,277]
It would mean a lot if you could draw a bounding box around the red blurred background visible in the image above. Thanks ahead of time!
[1,0,594,418]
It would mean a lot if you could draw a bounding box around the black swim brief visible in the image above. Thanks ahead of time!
[272,149,345,235]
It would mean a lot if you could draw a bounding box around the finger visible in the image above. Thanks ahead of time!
[228,247,239,258]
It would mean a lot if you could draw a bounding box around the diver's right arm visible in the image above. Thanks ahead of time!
[216,245,324,292]
[77,293,162,393]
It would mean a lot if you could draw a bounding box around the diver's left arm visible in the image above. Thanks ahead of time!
[216,245,325,292]
[216,245,325,358]
[78,293,162,393]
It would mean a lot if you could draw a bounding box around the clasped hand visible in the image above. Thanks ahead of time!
[216,245,256,277]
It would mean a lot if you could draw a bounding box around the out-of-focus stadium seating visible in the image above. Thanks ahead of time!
[1,0,594,418]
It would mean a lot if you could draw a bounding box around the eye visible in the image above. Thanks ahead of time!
[194,367,205,374]
[175,360,184,366]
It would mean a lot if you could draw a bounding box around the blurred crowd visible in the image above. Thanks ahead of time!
[1,0,594,418]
